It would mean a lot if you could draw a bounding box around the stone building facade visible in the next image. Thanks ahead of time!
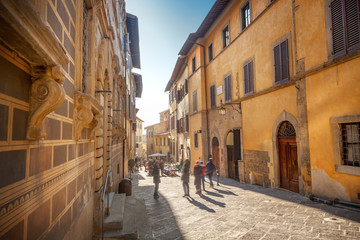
[0,0,141,239]
[169,0,360,203]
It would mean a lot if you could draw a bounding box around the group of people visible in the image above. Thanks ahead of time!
[151,157,220,198]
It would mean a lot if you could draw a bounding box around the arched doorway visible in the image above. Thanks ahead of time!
[226,130,240,180]
[278,121,299,192]
[212,137,220,169]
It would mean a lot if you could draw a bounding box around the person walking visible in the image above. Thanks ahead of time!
[153,160,161,198]
[193,160,203,195]
[206,158,216,188]
[200,161,206,191]
[181,159,190,197]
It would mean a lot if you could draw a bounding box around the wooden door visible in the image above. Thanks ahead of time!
[278,137,299,192]
[227,146,235,179]
[213,145,220,169]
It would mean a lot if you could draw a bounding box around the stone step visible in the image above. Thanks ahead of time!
[105,192,116,209]
[103,193,126,232]
[102,196,154,239]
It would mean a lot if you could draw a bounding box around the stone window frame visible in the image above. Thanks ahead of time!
[270,32,293,86]
[240,0,252,31]
[222,22,230,49]
[331,114,360,176]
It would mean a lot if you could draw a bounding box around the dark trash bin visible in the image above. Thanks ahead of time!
[119,178,132,196]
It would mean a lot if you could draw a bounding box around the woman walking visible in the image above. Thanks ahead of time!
[181,159,190,197]
[193,160,203,195]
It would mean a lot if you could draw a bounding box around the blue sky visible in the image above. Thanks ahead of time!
[126,0,215,130]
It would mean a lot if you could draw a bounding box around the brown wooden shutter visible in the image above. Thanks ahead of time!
[244,63,249,93]
[274,44,281,82]
[225,75,232,102]
[345,0,360,52]
[281,40,289,81]
[249,61,253,92]
[210,85,216,108]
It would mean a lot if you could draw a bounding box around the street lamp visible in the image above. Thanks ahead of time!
[218,99,241,115]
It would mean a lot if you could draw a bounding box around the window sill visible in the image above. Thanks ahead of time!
[335,165,360,176]
[275,78,289,86]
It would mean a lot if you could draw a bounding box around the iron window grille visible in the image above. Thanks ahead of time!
[340,122,360,167]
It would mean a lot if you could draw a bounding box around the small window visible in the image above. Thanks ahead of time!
[274,39,289,84]
[208,43,213,62]
[330,0,360,58]
[242,2,251,30]
[192,56,196,73]
[210,85,216,108]
[193,91,197,113]
[194,133,199,148]
[222,25,230,48]
[244,60,254,94]
[340,122,360,167]
[224,75,232,102]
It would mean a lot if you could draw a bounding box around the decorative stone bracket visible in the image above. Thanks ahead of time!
[74,91,103,141]
[112,123,126,141]
[26,66,65,140]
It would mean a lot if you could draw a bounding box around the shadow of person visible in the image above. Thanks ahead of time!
[213,188,238,196]
[186,197,216,213]
[204,190,224,198]
[200,194,226,208]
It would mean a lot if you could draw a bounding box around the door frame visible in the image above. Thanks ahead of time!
[272,111,303,194]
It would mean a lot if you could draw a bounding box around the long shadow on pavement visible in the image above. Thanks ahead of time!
[200,194,226,208]
[217,176,360,223]
[186,196,216,212]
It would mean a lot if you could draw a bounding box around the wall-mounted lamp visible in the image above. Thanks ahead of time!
[218,99,241,115]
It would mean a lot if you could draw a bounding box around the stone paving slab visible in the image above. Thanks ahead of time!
[132,170,360,240]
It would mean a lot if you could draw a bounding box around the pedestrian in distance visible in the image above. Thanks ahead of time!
[153,160,161,198]
[181,159,190,197]
[216,168,220,186]
[200,161,206,191]
[206,158,216,188]
[193,160,203,195]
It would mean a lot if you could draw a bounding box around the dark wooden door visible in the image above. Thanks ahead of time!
[278,137,299,192]
[227,146,235,179]
[213,145,220,169]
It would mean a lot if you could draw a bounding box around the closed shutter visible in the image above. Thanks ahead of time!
[244,63,249,94]
[225,75,232,102]
[185,79,188,94]
[210,85,216,108]
[274,44,281,82]
[186,114,189,132]
[248,61,253,93]
[281,40,289,81]
[193,91,197,113]
[331,0,360,58]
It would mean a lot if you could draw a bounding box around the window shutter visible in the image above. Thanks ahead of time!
[281,40,289,81]
[249,61,253,92]
[331,0,346,57]
[210,85,216,108]
[244,64,249,94]
[274,45,281,82]
[225,75,232,102]
[185,79,188,94]
[186,114,189,132]
[345,0,360,52]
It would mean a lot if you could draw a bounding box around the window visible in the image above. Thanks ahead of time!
[242,2,251,30]
[244,60,254,94]
[331,115,360,176]
[222,25,230,48]
[208,43,213,62]
[193,91,197,113]
[192,56,196,73]
[330,0,360,58]
[274,39,289,84]
[340,122,360,167]
[185,79,188,94]
[210,85,216,108]
[194,133,199,148]
[185,114,189,132]
[224,75,232,102]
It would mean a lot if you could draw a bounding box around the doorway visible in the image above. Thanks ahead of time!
[277,121,299,192]
[226,130,240,180]
[212,137,220,169]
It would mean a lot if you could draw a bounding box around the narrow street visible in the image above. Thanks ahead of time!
[132,170,360,240]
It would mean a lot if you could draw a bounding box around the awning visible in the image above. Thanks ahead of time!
[126,13,141,69]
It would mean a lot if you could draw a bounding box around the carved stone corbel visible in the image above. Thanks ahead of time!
[26,65,65,140]
[74,91,103,141]
[112,124,126,141]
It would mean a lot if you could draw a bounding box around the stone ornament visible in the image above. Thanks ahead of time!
[27,65,65,140]
[74,91,103,141]
[112,123,126,141]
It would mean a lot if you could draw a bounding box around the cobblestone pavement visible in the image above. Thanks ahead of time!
[132,169,360,240]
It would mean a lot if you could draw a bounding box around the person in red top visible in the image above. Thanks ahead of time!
[200,161,206,191]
